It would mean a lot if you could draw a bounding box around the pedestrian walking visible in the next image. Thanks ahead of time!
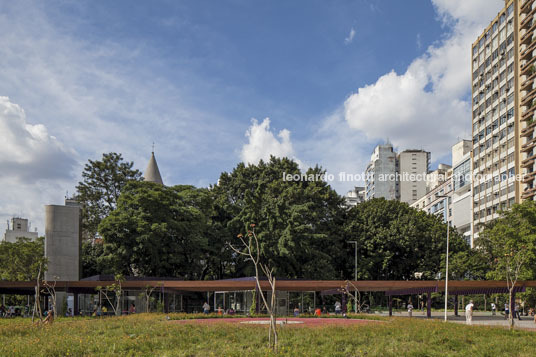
[334,301,342,315]
[491,302,496,316]
[465,300,474,325]
[515,304,522,320]
[407,302,414,318]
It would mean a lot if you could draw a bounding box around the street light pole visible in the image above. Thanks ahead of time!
[444,197,450,322]
[348,241,357,313]
[437,193,450,322]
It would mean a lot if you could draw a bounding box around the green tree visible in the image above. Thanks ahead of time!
[76,152,142,239]
[214,156,345,279]
[81,240,107,278]
[476,200,536,327]
[98,181,208,277]
[174,185,230,280]
[343,198,469,280]
[440,249,489,280]
[0,237,47,281]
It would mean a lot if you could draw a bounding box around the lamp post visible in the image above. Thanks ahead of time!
[348,241,358,313]
[437,194,450,322]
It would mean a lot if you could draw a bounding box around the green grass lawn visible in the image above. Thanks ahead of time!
[0,313,535,356]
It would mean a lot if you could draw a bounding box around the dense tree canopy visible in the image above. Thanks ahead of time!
[214,157,346,279]
[343,199,469,280]
[98,181,211,278]
[0,237,46,281]
[76,152,142,239]
[78,153,492,283]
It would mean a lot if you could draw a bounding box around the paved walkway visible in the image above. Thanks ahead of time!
[383,310,536,329]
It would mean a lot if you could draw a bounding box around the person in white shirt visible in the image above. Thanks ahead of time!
[334,301,342,315]
[465,300,474,325]
[407,302,414,318]
[491,302,496,316]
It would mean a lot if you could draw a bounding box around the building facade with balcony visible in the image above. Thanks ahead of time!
[410,140,473,245]
[471,0,531,235]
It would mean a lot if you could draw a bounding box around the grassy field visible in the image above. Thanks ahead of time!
[0,313,535,356]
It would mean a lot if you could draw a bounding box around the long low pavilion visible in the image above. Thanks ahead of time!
[1,279,534,317]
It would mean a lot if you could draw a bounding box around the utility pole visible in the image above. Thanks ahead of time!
[348,241,358,313]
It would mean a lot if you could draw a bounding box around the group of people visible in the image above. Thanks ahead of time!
[202,302,235,315]
[467,301,536,324]
[0,305,17,317]
[501,302,536,322]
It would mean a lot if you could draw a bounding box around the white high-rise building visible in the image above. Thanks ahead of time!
[364,144,430,204]
[364,143,398,201]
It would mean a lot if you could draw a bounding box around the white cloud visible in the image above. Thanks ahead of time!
[344,27,356,44]
[241,118,297,165]
[0,2,242,234]
[0,96,76,183]
[0,96,77,234]
[344,0,503,157]
[416,33,422,50]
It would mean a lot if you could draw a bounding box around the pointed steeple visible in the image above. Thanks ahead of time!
[144,149,163,185]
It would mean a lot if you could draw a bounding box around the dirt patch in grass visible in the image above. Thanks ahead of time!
[170,317,384,328]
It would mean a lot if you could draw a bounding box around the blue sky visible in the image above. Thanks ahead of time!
[0,0,503,233]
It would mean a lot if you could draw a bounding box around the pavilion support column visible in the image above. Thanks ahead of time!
[388,296,392,317]
[454,295,458,316]
[73,293,79,316]
[426,293,432,318]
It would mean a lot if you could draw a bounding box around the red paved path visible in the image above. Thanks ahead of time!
[171,317,383,328]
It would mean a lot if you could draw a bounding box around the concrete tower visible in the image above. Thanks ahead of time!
[44,201,81,281]
[144,151,163,185]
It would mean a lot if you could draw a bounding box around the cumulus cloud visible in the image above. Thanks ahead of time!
[344,27,356,44]
[0,97,77,234]
[0,96,76,183]
[241,118,297,165]
[344,0,503,157]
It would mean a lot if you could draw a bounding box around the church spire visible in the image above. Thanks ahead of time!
[144,146,163,185]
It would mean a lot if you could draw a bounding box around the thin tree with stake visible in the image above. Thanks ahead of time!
[228,224,278,352]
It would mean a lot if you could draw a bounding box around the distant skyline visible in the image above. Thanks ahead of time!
[0,0,504,234]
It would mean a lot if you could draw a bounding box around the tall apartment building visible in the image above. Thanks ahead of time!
[471,0,535,233]
[398,150,430,204]
[365,143,398,201]
[364,143,430,204]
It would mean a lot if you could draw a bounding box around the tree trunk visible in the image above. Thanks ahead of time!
[508,290,514,329]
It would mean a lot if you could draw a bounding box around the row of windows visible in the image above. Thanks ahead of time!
[474,102,514,130]
[474,126,515,154]
[473,171,516,195]
[473,198,516,220]
[474,151,515,175]
[473,4,514,55]
[473,109,515,144]
[473,39,514,82]
[473,69,514,100]
[473,78,515,117]
[474,77,514,105]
